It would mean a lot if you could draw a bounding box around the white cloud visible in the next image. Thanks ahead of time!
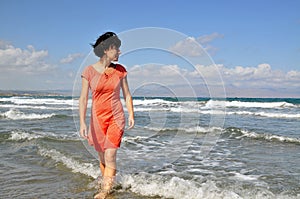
[60,53,83,64]
[0,40,54,73]
[222,63,275,80]
[0,41,78,90]
[169,37,205,57]
[129,64,189,86]
[169,33,223,57]
[195,63,300,87]
[126,63,300,97]
[158,64,186,76]
[197,32,224,44]
[128,64,201,97]
[287,70,300,80]
[0,40,298,97]
[0,40,11,49]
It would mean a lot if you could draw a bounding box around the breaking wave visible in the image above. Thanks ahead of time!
[0,109,55,120]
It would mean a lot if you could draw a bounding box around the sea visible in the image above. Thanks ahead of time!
[0,92,299,199]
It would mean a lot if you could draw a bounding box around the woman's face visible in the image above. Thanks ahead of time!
[105,45,121,61]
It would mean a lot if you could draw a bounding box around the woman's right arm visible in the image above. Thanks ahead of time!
[79,77,89,139]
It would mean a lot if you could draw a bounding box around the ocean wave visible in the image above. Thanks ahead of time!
[241,130,300,144]
[227,111,300,119]
[38,147,99,179]
[121,173,230,199]
[8,131,43,141]
[23,148,297,199]
[141,125,224,134]
[229,171,261,181]
[133,98,204,106]
[134,107,169,112]
[205,100,296,109]
[4,130,80,142]
[0,109,55,120]
[38,145,246,199]
[133,98,170,106]
[120,173,287,199]
[122,135,149,143]
[0,96,74,106]
[0,104,73,110]
[133,98,299,110]
[2,97,298,110]
[227,128,300,144]
[134,106,202,113]
[135,106,299,119]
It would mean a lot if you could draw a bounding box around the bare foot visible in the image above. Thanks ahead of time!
[94,191,108,199]
[94,176,114,199]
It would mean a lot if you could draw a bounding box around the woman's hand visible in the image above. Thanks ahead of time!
[80,123,88,139]
[127,116,135,129]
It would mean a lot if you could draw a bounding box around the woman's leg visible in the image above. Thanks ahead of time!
[103,148,117,177]
[94,149,117,199]
[98,151,106,176]
[98,148,117,176]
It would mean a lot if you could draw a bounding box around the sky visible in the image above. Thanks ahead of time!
[0,0,299,97]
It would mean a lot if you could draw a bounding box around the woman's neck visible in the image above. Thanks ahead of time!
[98,57,111,69]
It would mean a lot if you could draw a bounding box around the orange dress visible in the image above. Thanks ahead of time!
[81,63,127,152]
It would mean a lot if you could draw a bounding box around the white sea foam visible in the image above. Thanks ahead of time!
[183,109,300,119]
[226,111,300,119]
[0,97,74,106]
[199,110,299,120]
[229,171,260,181]
[0,109,55,120]
[238,129,300,144]
[134,107,300,119]
[122,136,149,143]
[9,131,43,141]
[133,99,170,106]
[136,98,298,110]
[133,98,205,106]
[251,111,300,119]
[169,106,198,113]
[143,125,223,134]
[0,104,73,110]
[205,100,295,109]
[134,106,201,113]
[121,172,299,199]
[119,173,284,199]
[134,107,169,112]
[35,144,300,199]
[129,98,299,121]
[38,147,100,179]
[7,130,79,142]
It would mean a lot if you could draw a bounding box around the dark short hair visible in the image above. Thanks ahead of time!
[91,32,121,58]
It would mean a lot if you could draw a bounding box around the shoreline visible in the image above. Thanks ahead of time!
[1,90,300,99]
[0,90,70,97]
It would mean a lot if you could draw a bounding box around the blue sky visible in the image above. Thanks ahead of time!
[0,0,299,97]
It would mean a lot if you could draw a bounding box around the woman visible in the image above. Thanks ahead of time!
[79,32,134,199]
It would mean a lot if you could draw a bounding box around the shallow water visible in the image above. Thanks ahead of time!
[0,95,299,198]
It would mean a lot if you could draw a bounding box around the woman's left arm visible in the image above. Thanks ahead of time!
[121,76,135,129]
